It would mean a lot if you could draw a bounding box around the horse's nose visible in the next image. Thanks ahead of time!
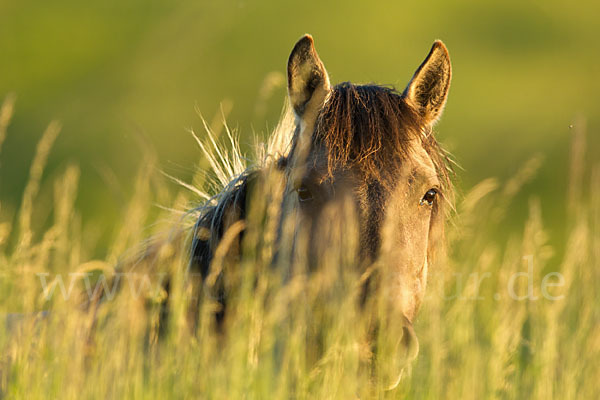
[400,317,419,363]
[399,315,419,363]
[383,315,419,390]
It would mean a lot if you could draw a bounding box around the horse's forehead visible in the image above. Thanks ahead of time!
[306,138,437,186]
[406,140,439,179]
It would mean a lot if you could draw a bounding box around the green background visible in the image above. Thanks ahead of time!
[1,0,599,250]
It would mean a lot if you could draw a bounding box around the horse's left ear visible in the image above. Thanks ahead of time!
[287,34,331,120]
[403,41,452,126]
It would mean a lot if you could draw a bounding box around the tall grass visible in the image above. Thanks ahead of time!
[0,93,598,399]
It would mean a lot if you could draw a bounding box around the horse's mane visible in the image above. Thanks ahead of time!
[189,103,295,276]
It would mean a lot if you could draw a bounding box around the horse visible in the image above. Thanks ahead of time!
[189,34,453,386]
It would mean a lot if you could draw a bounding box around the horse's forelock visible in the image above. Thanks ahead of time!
[311,83,452,193]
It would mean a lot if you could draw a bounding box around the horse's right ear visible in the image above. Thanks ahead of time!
[403,41,452,127]
[287,34,331,120]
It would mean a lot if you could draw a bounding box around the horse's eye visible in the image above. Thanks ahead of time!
[420,189,438,206]
[297,184,314,202]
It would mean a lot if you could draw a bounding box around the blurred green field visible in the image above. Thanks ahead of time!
[1,0,599,248]
[1,0,599,398]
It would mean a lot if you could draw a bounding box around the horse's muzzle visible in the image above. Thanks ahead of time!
[383,315,419,390]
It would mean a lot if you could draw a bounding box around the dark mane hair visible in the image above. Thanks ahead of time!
[312,83,452,190]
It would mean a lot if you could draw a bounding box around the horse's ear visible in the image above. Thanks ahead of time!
[287,34,331,119]
[403,41,451,126]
